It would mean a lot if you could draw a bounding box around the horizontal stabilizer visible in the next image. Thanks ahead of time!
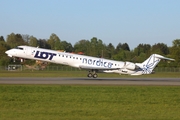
[154,54,175,61]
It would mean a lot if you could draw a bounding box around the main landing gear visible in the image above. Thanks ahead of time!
[87,70,98,78]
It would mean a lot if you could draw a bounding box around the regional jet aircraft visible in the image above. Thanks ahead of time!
[5,46,175,78]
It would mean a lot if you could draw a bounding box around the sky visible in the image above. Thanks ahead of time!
[1,0,180,49]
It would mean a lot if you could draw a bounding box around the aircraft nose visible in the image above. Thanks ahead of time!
[5,50,9,54]
[5,50,13,57]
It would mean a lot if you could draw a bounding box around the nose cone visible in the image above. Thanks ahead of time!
[5,50,13,57]
[5,50,9,54]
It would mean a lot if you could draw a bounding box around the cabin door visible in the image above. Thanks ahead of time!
[26,47,32,56]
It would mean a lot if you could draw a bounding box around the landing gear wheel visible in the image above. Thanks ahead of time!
[87,73,92,78]
[93,74,98,78]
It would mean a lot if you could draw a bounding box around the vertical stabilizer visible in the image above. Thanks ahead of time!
[139,54,174,74]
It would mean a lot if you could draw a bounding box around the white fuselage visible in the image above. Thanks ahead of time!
[5,46,153,75]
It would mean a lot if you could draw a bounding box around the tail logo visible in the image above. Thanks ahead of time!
[142,55,160,74]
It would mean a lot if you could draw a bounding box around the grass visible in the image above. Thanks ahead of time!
[0,85,180,120]
[0,71,180,119]
[0,70,180,78]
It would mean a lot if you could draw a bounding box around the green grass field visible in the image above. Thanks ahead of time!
[0,71,180,119]
[0,85,180,120]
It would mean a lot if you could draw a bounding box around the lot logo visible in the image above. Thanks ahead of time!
[34,51,56,60]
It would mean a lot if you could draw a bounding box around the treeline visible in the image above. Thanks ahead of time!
[0,33,179,67]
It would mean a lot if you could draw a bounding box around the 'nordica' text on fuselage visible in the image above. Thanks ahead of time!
[82,58,112,68]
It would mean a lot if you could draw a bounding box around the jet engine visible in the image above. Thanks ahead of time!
[124,62,136,70]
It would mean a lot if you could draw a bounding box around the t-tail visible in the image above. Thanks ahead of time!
[134,54,175,75]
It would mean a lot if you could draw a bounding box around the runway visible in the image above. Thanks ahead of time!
[0,77,180,85]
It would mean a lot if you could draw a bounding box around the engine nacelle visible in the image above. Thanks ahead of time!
[124,62,136,70]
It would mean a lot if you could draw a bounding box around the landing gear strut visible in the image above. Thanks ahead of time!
[87,70,98,78]
[13,57,16,62]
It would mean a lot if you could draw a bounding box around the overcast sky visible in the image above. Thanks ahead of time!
[1,0,180,49]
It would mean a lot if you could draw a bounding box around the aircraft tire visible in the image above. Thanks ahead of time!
[93,74,98,78]
[87,73,92,78]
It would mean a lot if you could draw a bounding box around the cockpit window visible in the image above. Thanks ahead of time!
[15,47,24,50]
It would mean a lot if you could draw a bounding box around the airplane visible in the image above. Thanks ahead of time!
[5,45,175,78]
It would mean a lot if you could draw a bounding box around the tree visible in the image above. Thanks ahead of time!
[96,39,106,58]
[172,39,180,47]
[22,34,30,44]
[6,33,25,48]
[29,36,38,47]
[170,39,180,67]
[89,37,107,57]
[106,43,115,59]
[0,41,10,65]
[37,39,50,48]
[90,37,98,56]
[113,48,134,61]
[47,33,61,50]
[74,39,91,54]
[60,41,73,52]
[115,43,122,53]
[151,43,169,55]
[134,44,151,56]
[0,36,5,42]
[121,43,130,51]
[115,43,130,55]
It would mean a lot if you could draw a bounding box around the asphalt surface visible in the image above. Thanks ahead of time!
[0,77,180,85]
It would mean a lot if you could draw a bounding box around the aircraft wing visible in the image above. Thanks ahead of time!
[79,65,119,70]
